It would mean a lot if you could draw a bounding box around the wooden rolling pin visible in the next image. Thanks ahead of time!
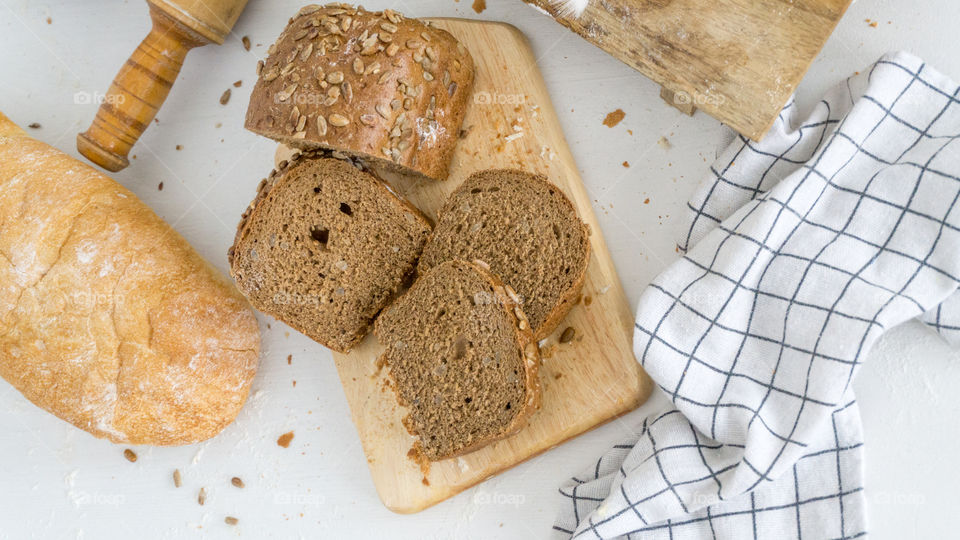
[77,0,249,172]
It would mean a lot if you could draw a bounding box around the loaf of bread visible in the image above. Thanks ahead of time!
[375,260,541,460]
[419,169,591,340]
[0,112,260,445]
[245,3,475,181]
[229,150,432,352]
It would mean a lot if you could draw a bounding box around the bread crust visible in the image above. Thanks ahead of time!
[374,259,541,461]
[0,112,261,445]
[229,150,432,353]
[244,4,475,181]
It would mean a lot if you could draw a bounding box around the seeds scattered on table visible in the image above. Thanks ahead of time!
[220,89,231,105]
[225,516,239,526]
[241,35,251,51]
[233,80,242,88]
[231,476,244,488]
[27,123,41,129]
[560,327,576,344]
[173,469,182,487]
[123,448,137,462]
[175,144,182,150]
[198,487,207,505]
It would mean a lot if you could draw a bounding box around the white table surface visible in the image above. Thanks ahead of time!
[1,0,957,538]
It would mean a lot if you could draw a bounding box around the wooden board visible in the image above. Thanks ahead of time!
[522,0,852,141]
[278,18,653,514]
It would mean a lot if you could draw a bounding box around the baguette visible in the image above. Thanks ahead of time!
[0,112,260,445]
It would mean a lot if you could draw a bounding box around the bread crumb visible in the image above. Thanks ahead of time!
[225,516,238,525]
[472,0,486,13]
[123,449,137,462]
[173,469,182,487]
[46,16,52,24]
[219,89,231,105]
[602,109,625,128]
[406,443,431,478]
[287,354,292,364]
[231,477,244,488]
[158,182,164,191]
[644,198,650,204]
[27,123,41,129]
[622,161,629,168]
[277,431,295,448]
[658,136,671,149]
[233,80,242,88]
[584,295,593,306]
[241,35,251,51]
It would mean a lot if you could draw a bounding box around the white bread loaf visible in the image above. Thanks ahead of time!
[0,112,261,445]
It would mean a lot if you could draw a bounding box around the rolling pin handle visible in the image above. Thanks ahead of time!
[77,3,209,172]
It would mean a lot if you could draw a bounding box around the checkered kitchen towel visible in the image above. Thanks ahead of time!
[554,51,960,539]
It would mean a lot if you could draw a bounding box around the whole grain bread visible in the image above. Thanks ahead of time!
[419,169,591,340]
[229,150,432,352]
[245,4,475,181]
[0,112,261,446]
[374,259,541,461]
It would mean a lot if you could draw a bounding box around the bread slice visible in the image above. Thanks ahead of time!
[244,4,475,182]
[419,169,591,340]
[374,260,541,460]
[229,150,432,352]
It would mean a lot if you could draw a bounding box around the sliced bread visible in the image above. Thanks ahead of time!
[229,151,432,352]
[244,4,475,181]
[374,259,541,460]
[419,169,591,340]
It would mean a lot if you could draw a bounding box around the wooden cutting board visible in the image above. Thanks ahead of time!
[277,18,653,513]
[522,0,852,141]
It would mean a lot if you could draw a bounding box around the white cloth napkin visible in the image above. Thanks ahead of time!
[554,51,960,539]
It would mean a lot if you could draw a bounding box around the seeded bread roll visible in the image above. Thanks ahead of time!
[419,169,591,340]
[229,150,432,352]
[375,260,541,461]
[245,4,475,181]
[0,112,260,446]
